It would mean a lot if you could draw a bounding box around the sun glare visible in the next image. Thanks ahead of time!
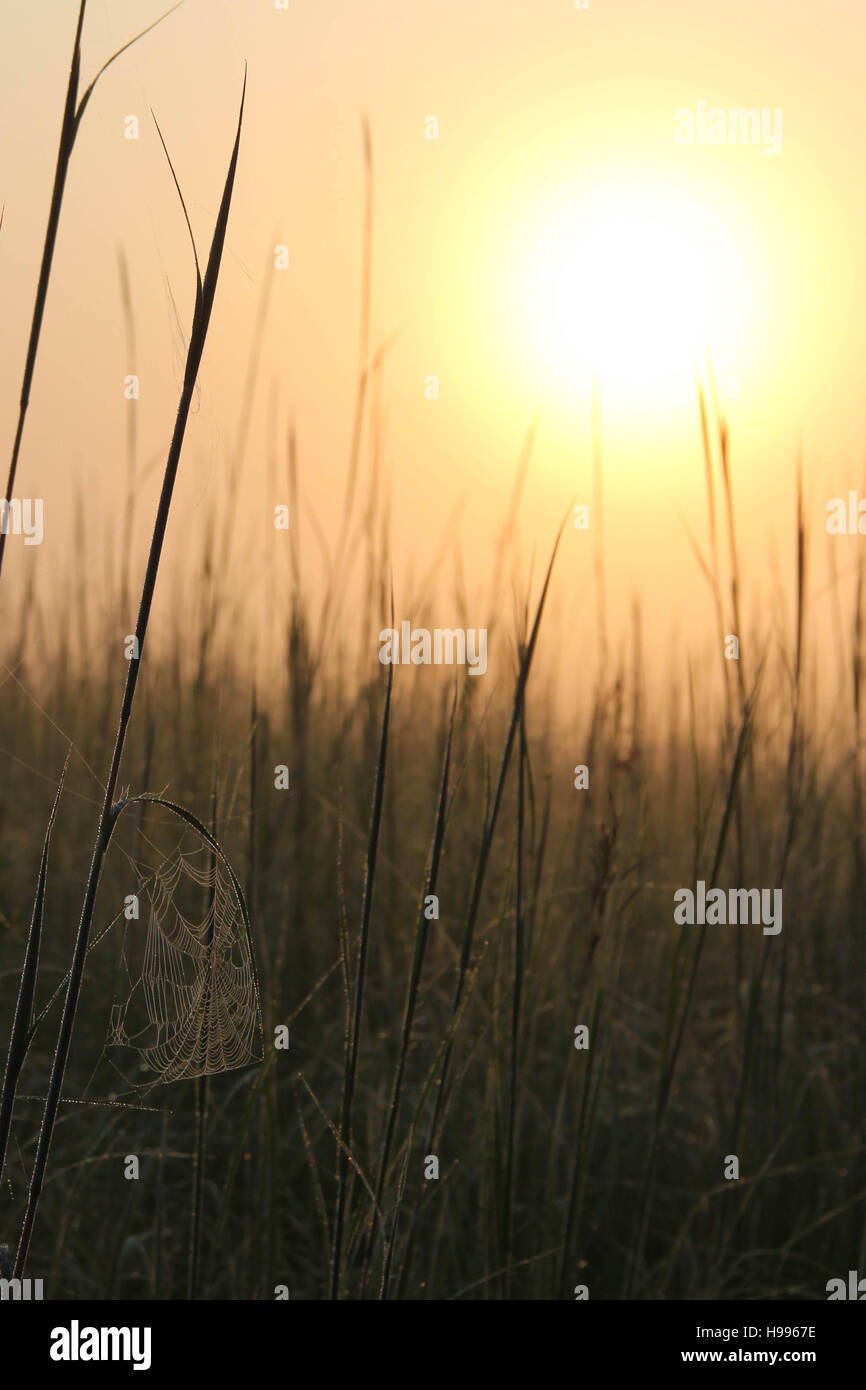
[504,173,756,417]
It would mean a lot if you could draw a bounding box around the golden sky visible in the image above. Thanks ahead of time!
[1,0,864,692]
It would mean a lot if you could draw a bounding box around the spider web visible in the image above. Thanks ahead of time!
[107,841,263,1087]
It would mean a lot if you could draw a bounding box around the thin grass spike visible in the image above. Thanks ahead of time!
[13,76,247,1278]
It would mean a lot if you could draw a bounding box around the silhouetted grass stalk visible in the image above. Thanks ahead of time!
[13,81,246,1276]
[359,693,456,1291]
[428,517,567,1145]
[0,0,182,591]
[624,664,764,1296]
[330,652,393,1297]
[0,750,69,1187]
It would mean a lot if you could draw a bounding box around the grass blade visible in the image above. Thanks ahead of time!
[13,77,247,1277]
[330,654,393,1298]
[0,748,70,1186]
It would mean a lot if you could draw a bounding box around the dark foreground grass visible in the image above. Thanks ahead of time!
[2,514,866,1299]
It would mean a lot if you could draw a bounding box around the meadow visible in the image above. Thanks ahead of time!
[2,1,866,1303]
[3,398,865,1299]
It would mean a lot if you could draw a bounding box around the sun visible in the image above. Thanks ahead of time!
[502,170,756,418]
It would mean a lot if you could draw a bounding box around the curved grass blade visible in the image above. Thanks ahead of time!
[13,75,247,1277]
[0,0,184,591]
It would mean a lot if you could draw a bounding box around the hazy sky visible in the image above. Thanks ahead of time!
[1,0,865,682]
